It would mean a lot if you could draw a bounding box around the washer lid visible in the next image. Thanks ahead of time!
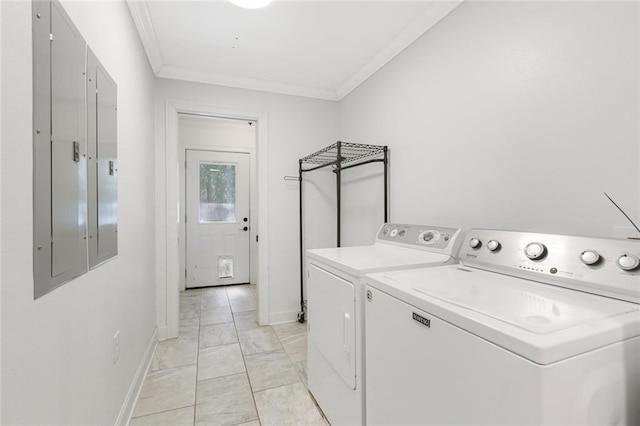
[366,265,640,364]
[307,244,452,277]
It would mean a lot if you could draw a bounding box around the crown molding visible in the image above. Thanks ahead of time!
[335,0,464,100]
[125,0,163,75]
[158,66,340,101]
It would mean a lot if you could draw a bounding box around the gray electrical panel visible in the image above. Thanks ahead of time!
[87,48,118,269]
[33,0,88,298]
[33,0,118,298]
[50,1,87,279]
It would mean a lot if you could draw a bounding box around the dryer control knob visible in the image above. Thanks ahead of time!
[525,242,547,260]
[419,230,440,245]
[580,250,600,266]
[487,240,501,251]
[469,238,481,249]
[617,254,640,271]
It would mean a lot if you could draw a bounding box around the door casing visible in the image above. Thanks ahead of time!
[160,99,269,340]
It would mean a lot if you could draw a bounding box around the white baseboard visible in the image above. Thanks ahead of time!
[158,325,167,341]
[115,327,159,426]
[269,309,302,325]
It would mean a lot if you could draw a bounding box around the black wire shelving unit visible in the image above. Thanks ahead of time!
[296,141,389,322]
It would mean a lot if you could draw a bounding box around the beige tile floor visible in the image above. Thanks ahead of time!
[130,284,328,426]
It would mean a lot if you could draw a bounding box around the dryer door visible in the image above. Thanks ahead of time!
[308,263,356,389]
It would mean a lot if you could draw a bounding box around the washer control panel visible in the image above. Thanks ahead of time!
[461,229,640,303]
[377,223,463,255]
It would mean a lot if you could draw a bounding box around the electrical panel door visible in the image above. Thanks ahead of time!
[87,48,118,268]
[33,0,88,298]
[50,0,87,278]
[96,67,117,262]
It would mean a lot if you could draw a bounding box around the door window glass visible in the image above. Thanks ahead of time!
[199,162,236,222]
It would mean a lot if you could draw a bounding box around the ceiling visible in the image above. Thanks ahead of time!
[126,0,462,101]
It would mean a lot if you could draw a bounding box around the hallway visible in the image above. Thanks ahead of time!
[130,285,327,425]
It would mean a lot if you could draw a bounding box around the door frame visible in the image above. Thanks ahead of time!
[160,99,270,339]
[180,147,255,290]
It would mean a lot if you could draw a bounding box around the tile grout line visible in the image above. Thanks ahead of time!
[130,403,195,422]
[193,289,202,426]
[232,286,263,426]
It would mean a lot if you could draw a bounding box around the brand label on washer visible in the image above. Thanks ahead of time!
[412,312,431,328]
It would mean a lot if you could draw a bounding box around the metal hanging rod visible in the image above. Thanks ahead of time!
[284,176,300,181]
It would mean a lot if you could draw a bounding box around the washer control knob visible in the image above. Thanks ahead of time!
[617,254,640,271]
[389,228,398,238]
[525,242,547,260]
[469,238,481,249]
[487,240,501,251]
[419,230,441,245]
[580,250,600,266]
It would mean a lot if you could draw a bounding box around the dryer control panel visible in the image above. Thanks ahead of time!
[376,223,463,256]
[461,229,640,303]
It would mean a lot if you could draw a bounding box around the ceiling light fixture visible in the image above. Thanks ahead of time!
[228,0,273,9]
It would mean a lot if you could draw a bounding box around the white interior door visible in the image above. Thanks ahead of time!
[186,150,250,287]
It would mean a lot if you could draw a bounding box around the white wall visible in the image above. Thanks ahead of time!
[339,1,640,243]
[0,1,156,424]
[155,79,339,327]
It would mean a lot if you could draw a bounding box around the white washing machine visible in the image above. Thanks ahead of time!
[365,229,640,425]
[306,223,463,426]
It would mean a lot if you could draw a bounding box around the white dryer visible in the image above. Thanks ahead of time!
[365,229,640,425]
[306,223,463,426]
